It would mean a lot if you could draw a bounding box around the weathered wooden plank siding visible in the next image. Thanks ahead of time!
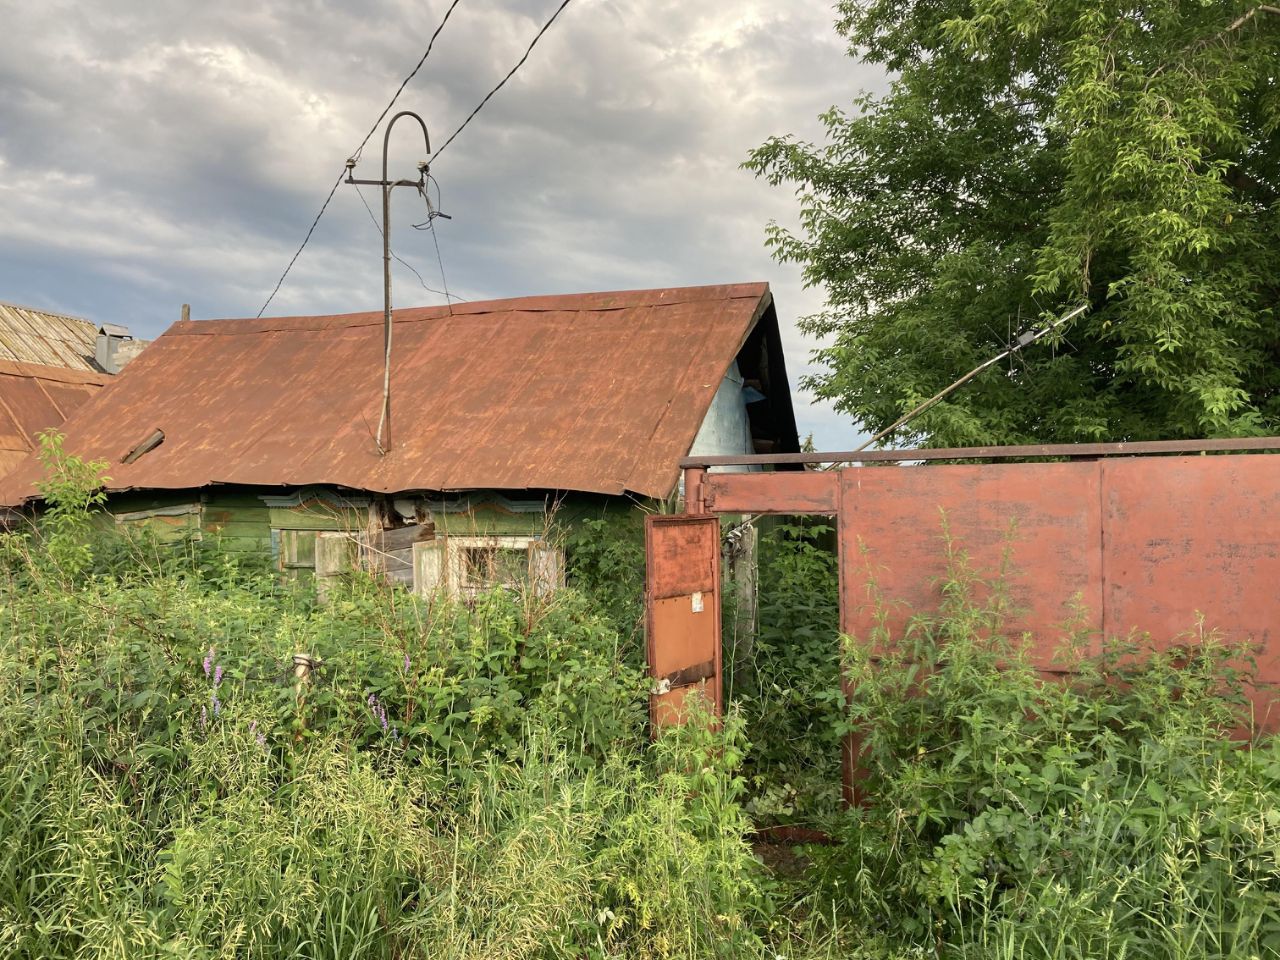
[200,493,273,556]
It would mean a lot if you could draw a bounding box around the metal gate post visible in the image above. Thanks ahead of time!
[683,466,708,515]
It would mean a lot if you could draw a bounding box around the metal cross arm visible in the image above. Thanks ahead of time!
[344,172,430,189]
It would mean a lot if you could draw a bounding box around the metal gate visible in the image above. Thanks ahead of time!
[645,514,722,728]
[646,437,1280,798]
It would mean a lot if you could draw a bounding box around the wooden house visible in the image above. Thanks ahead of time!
[0,283,798,594]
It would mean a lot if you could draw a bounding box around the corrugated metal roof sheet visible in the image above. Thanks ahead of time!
[0,301,101,371]
[0,360,107,479]
[1,283,776,502]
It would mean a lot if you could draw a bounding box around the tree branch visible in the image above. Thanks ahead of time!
[1223,5,1280,35]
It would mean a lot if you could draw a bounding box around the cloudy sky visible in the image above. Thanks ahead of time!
[0,0,887,447]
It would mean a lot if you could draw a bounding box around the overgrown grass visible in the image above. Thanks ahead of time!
[0,527,770,959]
[2,442,1277,958]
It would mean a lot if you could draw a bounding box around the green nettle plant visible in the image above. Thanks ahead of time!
[748,1,1280,446]
[732,520,846,825]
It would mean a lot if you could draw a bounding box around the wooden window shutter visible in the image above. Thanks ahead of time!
[413,539,448,597]
[316,532,357,576]
[527,541,565,597]
[315,532,358,600]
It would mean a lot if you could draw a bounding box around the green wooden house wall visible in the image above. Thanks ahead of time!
[101,485,638,586]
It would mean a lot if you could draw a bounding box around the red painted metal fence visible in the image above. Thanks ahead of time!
[648,440,1280,797]
[838,456,1280,706]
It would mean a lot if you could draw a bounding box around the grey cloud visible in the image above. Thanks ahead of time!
[0,0,886,446]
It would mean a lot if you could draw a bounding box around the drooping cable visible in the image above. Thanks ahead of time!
[432,0,573,160]
[352,183,465,303]
[256,0,464,317]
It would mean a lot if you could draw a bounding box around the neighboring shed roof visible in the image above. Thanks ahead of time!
[0,301,101,372]
[0,361,107,479]
[2,283,792,502]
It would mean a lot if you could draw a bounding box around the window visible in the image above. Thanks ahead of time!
[414,535,563,598]
[274,529,318,581]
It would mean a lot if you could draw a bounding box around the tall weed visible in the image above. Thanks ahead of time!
[811,534,1280,959]
[0,449,769,959]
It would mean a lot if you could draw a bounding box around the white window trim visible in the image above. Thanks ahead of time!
[413,534,564,598]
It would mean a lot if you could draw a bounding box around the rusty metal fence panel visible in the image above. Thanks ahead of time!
[839,454,1280,729]
[653,441,1280,804]
[839,461,1104,656]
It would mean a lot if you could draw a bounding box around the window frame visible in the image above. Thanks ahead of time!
[413,534,564,598]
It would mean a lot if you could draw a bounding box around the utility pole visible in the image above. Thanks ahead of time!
[345,111,433,456]
[852,303,1089,453]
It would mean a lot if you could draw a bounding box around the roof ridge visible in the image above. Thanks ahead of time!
[176,283,771,336]
[0,300,93,324]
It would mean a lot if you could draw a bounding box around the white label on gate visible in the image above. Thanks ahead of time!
[691,591,704,613]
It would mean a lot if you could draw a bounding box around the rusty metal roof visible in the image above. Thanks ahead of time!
[0,301,102,372]
[2,283,780,501]
[0,360,107,480]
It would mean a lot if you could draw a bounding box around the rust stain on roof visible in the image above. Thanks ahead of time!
[2,283,775,501]
[0,301,102,372]
[0,360,107,479]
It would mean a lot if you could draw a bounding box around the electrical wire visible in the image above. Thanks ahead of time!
[259,0,573,316]
[411,174,456,314]
[352,184,465,303]
[426,216,455,316]
[433,0,573,159]
[256,0,465,318]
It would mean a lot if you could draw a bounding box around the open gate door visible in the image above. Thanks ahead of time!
[645,514,722,729]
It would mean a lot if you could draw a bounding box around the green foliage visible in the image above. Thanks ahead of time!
[5,446,1280,959]
[808,539,1280,959]
[733,520,845,824]
[31,430,110,574]
[566,511,647,644]
[747,1,1280,445]
[0,451,772,959]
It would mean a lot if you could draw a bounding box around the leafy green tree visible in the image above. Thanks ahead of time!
[748,1,1280,446]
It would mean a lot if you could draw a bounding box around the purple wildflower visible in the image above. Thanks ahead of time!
[213,664,224,687]
[213,696,222,718]
[202,648,214,677]
[367,693,390,732]
[403,653,411,672]
[256,730,267,749]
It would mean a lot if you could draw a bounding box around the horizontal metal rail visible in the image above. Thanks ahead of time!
[681,436,1280,469]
